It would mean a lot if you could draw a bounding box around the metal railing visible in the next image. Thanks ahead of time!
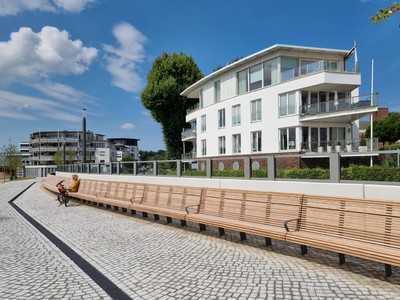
[186,103,200,115]
[300,94,378,117]
[301,138,379,153]
[181,128,196,140]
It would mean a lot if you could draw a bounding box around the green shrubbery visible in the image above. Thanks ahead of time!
[252,169,268,178]
[341,165,400,182]
[182,169,206,177]
[277,168,330,180]
[381,143,400,150]
[213,169,244,177]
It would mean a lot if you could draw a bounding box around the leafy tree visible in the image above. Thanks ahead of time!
[121,153,134,162]
[0,144,22,180]
[53,151,63,166]
[365,112,400,143]
[139,150,167,161]
[66,150,76,164]
[141,53,203,159]
[371,2,400,23]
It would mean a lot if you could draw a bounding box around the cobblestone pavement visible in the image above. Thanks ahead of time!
[0,181,109,300]
[5,181,400,299]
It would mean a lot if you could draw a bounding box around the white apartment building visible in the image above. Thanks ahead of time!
[181,44,378,159]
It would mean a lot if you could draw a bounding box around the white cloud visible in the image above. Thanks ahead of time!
[141,110,151,117]
[120,122,136,130]
[0,89,81,122]
[104,22,146,92]
[0,0,95,16]
[0,26,97,84]
[30,81,91,103]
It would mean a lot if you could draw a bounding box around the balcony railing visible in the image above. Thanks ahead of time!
[181,152,197,160]
[186,103,200,115]
[300,94,378,117]
[181,128,197,140]
[301,138,379,153]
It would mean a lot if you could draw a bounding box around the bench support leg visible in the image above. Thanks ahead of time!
[240,232,247,241]
[218,227,225,237]
[106,204,111,209]
[142,212,148,218]
[113,206,119,211]
[131,209,136,215]
[265,237,272,247]
[166,217,172,224]
[99,203,104,208]
[385,264,392,277]
[180,220,187,227]
[154,214,160,221]
[122,208,127,213]
[199,224,206,232]
[300,245,308,256]
[338,253,346,265]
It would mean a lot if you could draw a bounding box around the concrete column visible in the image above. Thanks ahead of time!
[98,164,101,174]
[133,162,137,175]
[176,160,182,177]
[153,161,158,176]
[267,155,275,180]
[206,159,212,178]
[397,150,400,168]
[244,157,251,179]
[329,153,340,182]
[116,162,120,175]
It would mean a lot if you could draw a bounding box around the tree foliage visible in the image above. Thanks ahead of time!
[121,153,134,162]
[366,112,400,143]
[141,53,203,159]
[371,2,400,23]
[53,151,63,166]
[139,150,167,161]
[0,144,22,179]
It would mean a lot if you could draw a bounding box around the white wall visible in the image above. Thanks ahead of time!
[57,172,400,202]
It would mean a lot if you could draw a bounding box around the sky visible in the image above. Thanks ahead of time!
[0,0,399,150]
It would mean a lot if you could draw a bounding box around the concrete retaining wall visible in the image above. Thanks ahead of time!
[57,172,400,202]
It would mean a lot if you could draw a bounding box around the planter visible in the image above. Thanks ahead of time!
[318,146,324,153]
[335,145,342,152]
[327,146,332,153]
[358,146,368,152]
[346,145,352,152]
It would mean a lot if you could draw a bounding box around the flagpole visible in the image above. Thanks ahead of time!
[370,59,374,167]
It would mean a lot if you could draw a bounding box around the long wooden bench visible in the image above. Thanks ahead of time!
[185,188,303,244]
[284,195,400,277]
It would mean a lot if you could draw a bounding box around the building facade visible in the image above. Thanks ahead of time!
[30,130,106,165]
[18,142,31,166]
[181,44,378,159]
[107,138,140,161]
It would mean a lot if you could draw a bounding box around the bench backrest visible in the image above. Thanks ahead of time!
[300,195,400,248]
[199,188,303,229]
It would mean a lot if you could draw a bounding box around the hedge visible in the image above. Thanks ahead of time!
[252,169,268,178]
[213,169,244,177]
[277,168,330,180]
[341,165,400,182]
[182,169,206,177]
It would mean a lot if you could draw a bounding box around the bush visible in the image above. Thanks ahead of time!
[277,168,330,180]
[182,169,206,177]
[381,143,400,150]
[213,169,244,177]
[341,165,400,182]
[252,169,268,178]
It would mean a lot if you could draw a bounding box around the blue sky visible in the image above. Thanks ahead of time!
[0,0,398,150]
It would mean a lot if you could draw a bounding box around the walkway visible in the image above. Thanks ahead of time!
[1,180,399,299]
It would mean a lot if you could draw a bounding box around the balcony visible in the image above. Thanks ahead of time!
[186,103,199,115]
[181,128,197,141]
[301,138,379,154]
[300,94,378,122]
[181,152,197,160]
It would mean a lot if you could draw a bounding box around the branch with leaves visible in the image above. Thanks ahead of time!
[371,2,400,22]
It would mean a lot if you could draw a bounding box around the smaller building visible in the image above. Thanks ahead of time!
[107,138,140,161]
[95,147,116,164]
[18,142,32,166]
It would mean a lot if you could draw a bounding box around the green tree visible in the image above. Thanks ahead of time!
[141,53,203,159]
[371,2,400,23]
[53,151,63,166]
[366,112,400,143]
[66,150,76,164]
[121,153,134,162]
[139,150,167,161]
[0,144,22,180]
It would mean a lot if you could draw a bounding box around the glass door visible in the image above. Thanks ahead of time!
[311,128,318,152]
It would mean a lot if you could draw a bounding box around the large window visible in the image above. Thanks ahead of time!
[218,108,225,128]
[279,92,297,116]
[218,136,226,154]
[280,127,296,150]
[201,114,206,132]
[232,104,241,126]
[263,58,279,86]
[201,139,207,156]
[249,64,262,91]
[250,99,262,122]
[251,131,262,152]
[214,80,221,103]
[281,57,299,82]
[232,134,241,153]
[300,60,320,75]
[237,69,248,95]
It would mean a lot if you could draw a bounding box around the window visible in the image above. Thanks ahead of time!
[263,58,279,86]
[250,99,262,122]
[281,57,299,82]
[218,136,226,154]
[279,92,297,116]
[280,127,297,150]
[214,80,221,103]
[199,89,204,108]
[232,104,241,126]
[300,60,320,75]
[232,134,241,153]
[237,69,248,95]
[201,114,206,132]
[249,64,262,91]
[251,131,262,152]
[218,108,225,128]
[201,139,207,156]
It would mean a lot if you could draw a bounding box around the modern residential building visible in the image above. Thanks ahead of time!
[30,130,106,165]
[95,147,116,164]
[107,138,140,161]
[18,142,32,166]
[181,44,378,159]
